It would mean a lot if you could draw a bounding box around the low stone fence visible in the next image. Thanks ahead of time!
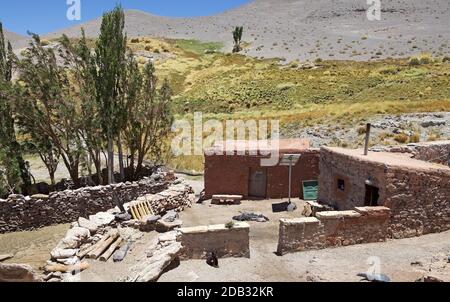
[177,222,250,260]
[277,207,390,255]
[0,173,172,234]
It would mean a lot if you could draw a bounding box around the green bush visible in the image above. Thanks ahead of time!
[408,57,420,66]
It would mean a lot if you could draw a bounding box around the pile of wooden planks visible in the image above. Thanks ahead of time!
[77,230,124,262]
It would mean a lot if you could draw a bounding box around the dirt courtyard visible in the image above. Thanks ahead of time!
[1,198,449,282]
[159,199,450,282]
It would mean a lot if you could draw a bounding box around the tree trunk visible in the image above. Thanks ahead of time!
[107,135,114,184]
[117,134,125,182]
[94,151,103,185]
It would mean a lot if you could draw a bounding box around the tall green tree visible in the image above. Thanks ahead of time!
[0,22,31,194]
[14,34,83,187]
[93,5,127,184]
[232,26,244,53]
[60,31,105,185]
[124,58,174,180]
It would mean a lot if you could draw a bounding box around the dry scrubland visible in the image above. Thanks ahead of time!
[129,38,450,171]
[36,36,450,173]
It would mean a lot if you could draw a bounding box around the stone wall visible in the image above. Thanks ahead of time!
[0,173,173,234]
[177,222,250,259]
[318,146,450,239]
[384,166,450,238]
[277,207,390,255]
[318,147,388,210]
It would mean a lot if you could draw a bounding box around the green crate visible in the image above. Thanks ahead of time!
[302,180,318,201]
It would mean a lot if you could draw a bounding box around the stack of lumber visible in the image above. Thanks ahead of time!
[77,230,124,262]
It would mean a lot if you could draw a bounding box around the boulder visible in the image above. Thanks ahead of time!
[134,242,182,282]
[0,263,42,282]
[50,248,78,260]
[89,212,115,226]
[56,227,90,250]
[139,215,161,232]
[162,211,179,223]
[78,217,100,234]
[156,219,183,233]
[56,256,80,266]
[115,212,132,222]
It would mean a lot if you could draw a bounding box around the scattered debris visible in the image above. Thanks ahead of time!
[357,272,391,282]
[206,251,219,268]
[287,202,297,212]
[410,261,424,267]
[233,212,269,223]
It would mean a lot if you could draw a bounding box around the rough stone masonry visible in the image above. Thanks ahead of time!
[0,172,173,233]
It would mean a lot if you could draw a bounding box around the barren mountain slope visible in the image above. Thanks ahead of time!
[43,0,450,61]
[3,29,25,45]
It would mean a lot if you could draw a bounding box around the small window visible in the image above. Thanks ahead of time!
[337,179,345,191]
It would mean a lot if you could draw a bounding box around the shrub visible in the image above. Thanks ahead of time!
[394,133,408,144]
[409,133,420,143]
[408,57,420,66]
[357,126,367,135]
[225,221,235,229]
[442,56,450,62]
[418,54,433,64]
[144,45,151,51]
[130,38,140,43]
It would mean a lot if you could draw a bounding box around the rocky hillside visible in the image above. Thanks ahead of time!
[42,0,450,61]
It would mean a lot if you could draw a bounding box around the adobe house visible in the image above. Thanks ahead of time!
[318,142,450,239]
[204,139,320,199]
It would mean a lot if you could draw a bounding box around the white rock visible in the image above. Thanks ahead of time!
[56,227,91,249]
[78,217,100,234]
[50,248,78,260]
[89,212,115,226]
[56,256,80,266]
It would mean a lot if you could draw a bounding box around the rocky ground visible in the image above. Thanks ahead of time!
[283,112,450,148]
[7,0,449,62]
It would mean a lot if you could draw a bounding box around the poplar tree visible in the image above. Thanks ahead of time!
[0,22,31,194]
[93,5,127,184]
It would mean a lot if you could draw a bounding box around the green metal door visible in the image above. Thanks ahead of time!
[302,180,318,200]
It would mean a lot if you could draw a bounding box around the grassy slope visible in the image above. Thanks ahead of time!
[49,37,450,173]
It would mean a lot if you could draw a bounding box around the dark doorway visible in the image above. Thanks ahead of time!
[365,185,379,206]
[249,168,267,199]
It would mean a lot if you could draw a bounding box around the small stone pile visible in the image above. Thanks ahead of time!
[233,212,269,223]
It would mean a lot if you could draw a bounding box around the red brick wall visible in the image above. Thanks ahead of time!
[204,150,320,199]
